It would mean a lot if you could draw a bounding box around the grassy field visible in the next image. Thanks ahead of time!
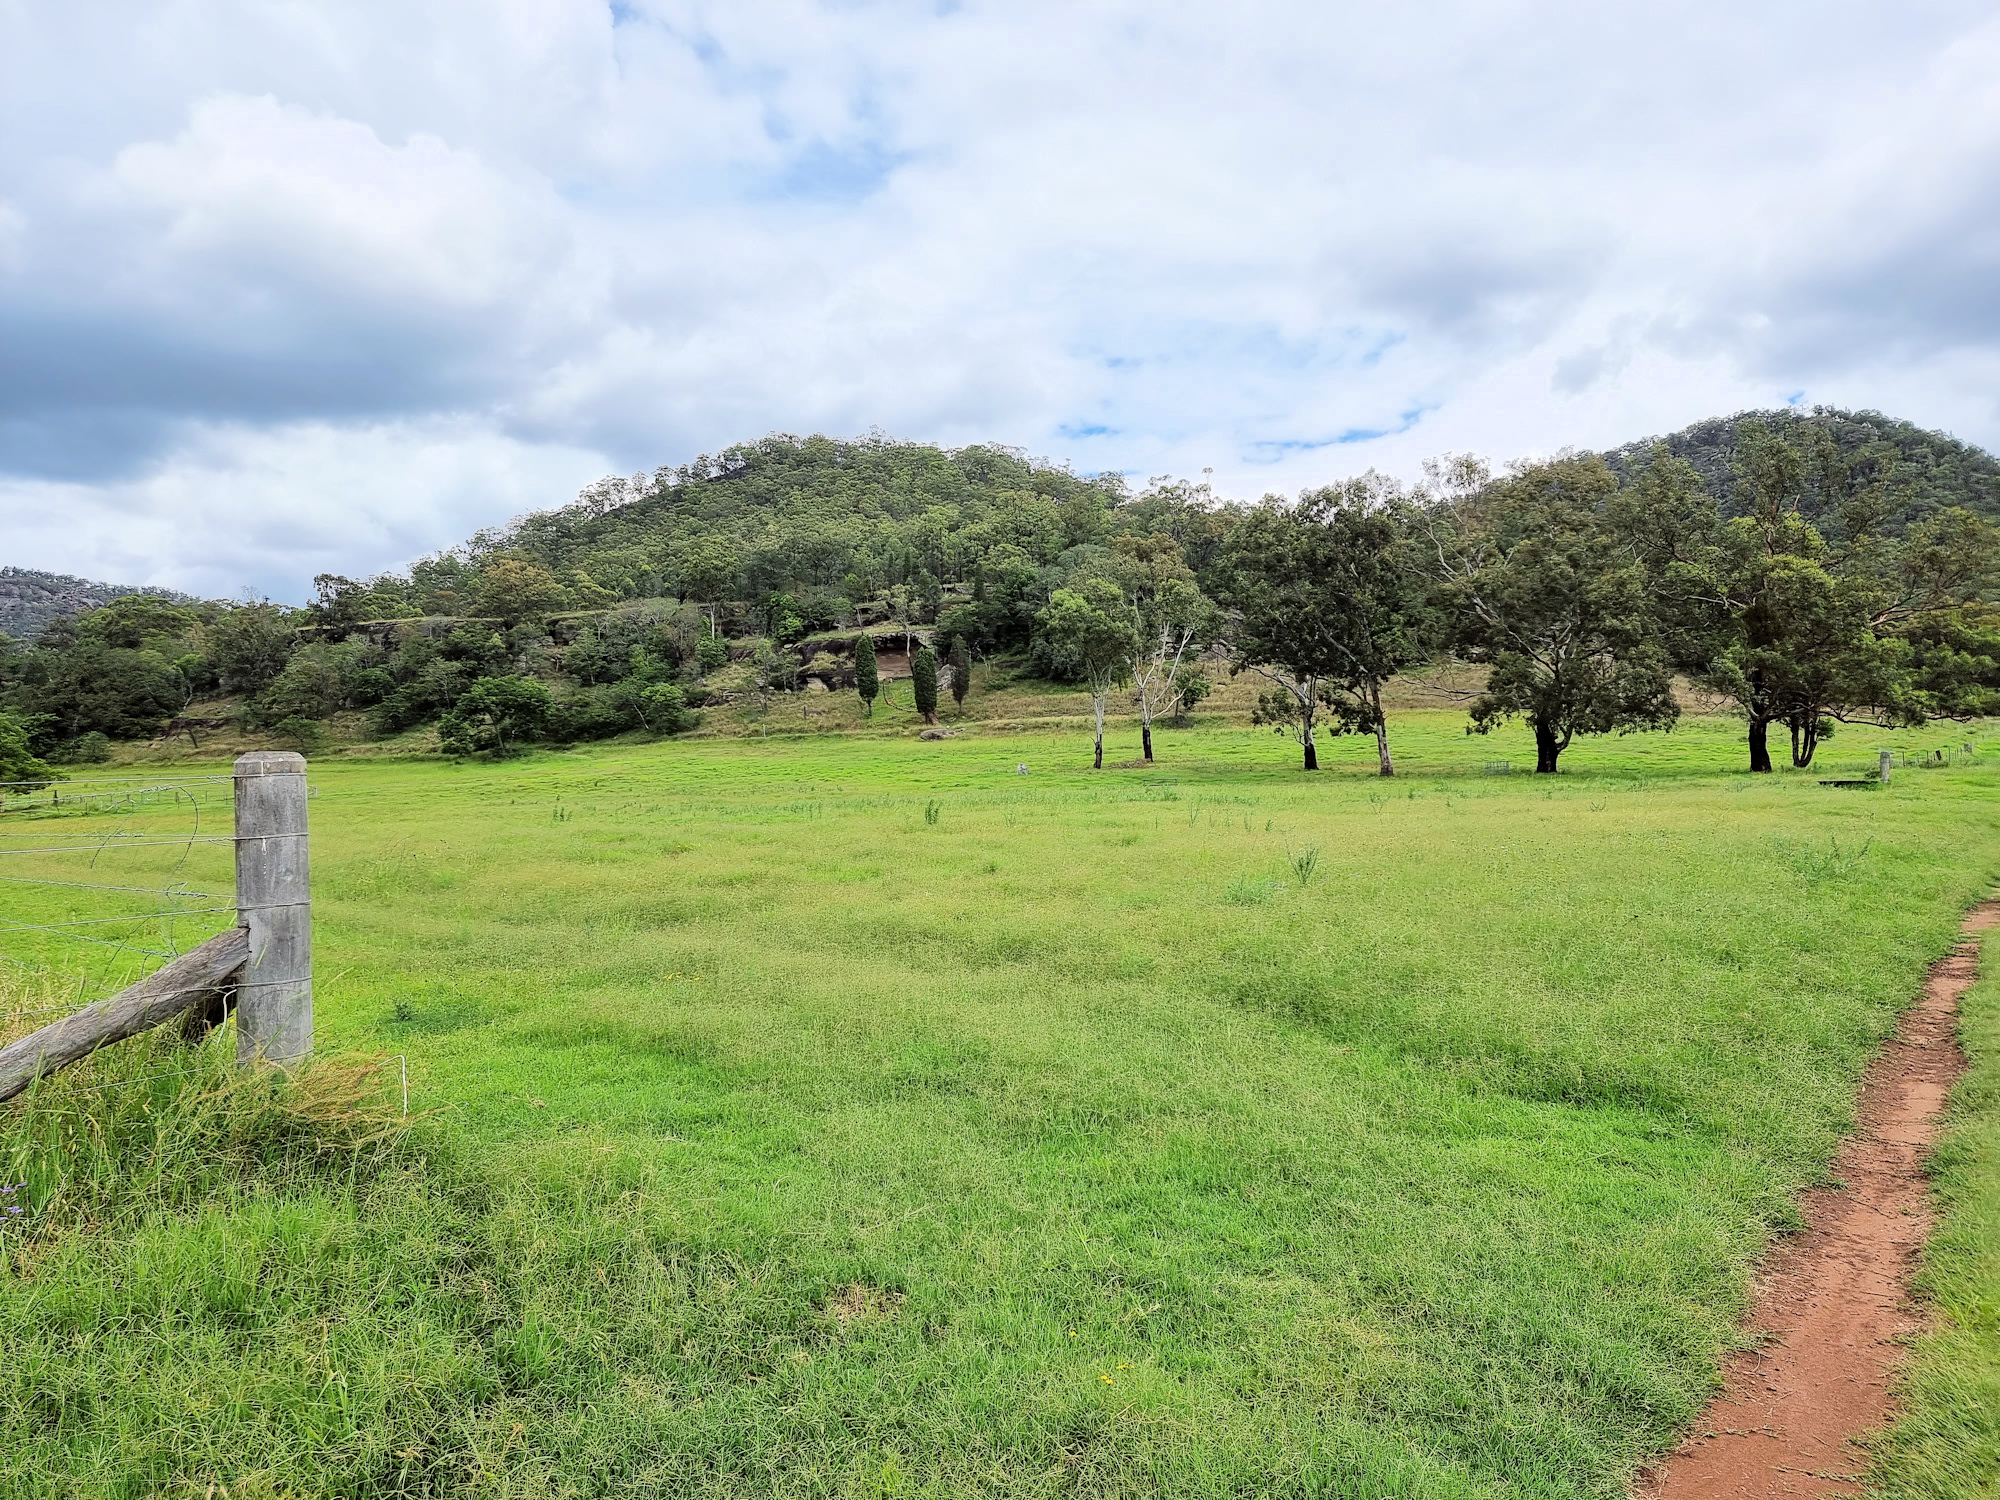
[4,709,2000,1498]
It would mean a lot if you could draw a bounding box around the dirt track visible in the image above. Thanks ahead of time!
[1637,897,1999,1500]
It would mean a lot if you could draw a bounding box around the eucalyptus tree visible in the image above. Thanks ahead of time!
[1107,537,1219,764]
[1209,477,1432,774]
[1430,455,1678,773]
[1615,424,2000,769]
[1038,579,1140,769]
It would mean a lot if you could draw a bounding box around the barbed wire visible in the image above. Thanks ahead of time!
[0,876,225,899]
[2,764,236,1037]
[0,775,233,788]
[0,836,215,848]
[0,1002,88,1022]
[5,928,177,959]
[0,909,234,936]
[0,839,231,855]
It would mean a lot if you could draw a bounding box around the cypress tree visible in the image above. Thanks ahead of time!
[854,632,880,716]
[949,635,971,709]
[912,645,939,724]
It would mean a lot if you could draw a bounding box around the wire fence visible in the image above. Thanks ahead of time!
[0,775,239,1031]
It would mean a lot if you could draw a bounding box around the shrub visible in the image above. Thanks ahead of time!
[1027,633,1085,683]
[949,636,971,708]
[271,715,331,755]
[261,649,344,721]
[631,683,698,735]
[438,677,554,757]
[1168,666,1212,725]
[0,711,57,791]
[57,731,112,764]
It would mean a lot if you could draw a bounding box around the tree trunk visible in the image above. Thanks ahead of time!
[1370,681,1393,776]
[1301,718,1318,771]
[1748,716,1773,773]
[1533,719,1562,774]
[1093,692,1107,769]
[1141,717,1153,763]
[1792,718,1820,768]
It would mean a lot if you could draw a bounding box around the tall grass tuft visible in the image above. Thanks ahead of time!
[1289,844,1321,886]
[2,967,412,1257]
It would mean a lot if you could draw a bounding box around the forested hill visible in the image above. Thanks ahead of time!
[1600,406,2000,530]
[492,433,1176,584]
[356,432,1227,621]
[0,569,189,644]
[6,412,1998,770]
[476,410,1999,608]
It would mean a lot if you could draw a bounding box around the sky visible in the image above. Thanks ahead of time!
[4,1,2000,602]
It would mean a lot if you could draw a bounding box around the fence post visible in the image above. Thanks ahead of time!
[234,751,311,1067]
[1879,749,1893,787]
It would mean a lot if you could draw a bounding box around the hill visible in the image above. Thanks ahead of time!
[0,568,191,644]
[1600,406,2000,530]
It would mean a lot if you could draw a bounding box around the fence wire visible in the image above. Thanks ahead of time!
[1,774,239,1033]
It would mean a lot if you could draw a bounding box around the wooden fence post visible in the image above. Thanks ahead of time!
[1879,749,1893,787]
[234,751,311,1067]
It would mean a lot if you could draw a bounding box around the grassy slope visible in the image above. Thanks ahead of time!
[1871,930,2000,1496]
[4,710,2000,1498]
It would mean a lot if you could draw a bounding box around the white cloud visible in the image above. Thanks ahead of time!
[112,94,578,314]
[0,419,610,602]
[2,0,1999,593]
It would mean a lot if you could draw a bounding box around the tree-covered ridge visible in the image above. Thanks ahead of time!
[4,415,1997,776]
[363,433,1165,623]
[0,569,190,645]
[1600,406,2000,533]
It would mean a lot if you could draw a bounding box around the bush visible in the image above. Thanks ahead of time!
[261,650,344,722]
[631,683,698,735]
[438,677,554,757]
[1027,633,1085,683]
[56,731,112,764]
[270,715,331,755]
[855,633,879,715]
[548,688,631,743]
[369,686,429,737]
[0,711,57,791]
[695,634,729,676]
[949,635,971,708]
[1168,666,1212,725]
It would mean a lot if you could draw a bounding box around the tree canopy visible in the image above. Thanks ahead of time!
[5,413,1995,771]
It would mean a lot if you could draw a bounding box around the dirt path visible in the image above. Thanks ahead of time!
[1637,897,1999,1500]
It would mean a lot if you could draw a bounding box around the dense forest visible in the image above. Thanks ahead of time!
[3,407,1997,779]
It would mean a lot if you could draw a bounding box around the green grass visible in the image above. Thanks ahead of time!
[4,710,2000,1498]
[1871,928,2000,1497]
